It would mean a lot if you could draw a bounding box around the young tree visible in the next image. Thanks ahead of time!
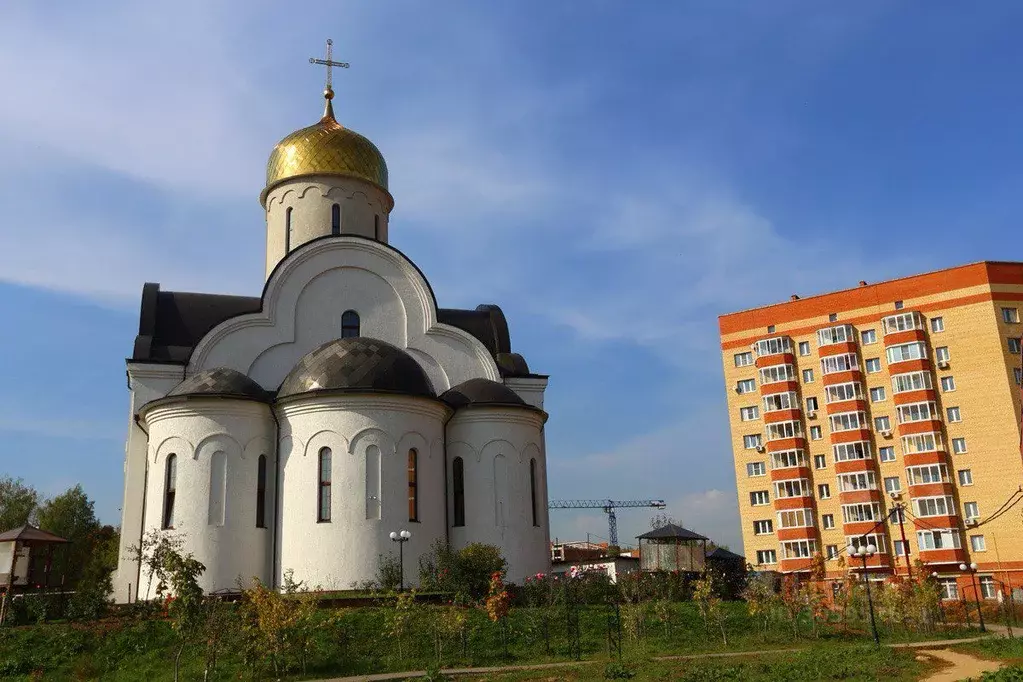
[0,476,38,530]
[693,572,728,645]
[161,549,207,682]
[485,571,512,657]
[35,484,101,586]
[741,574,777,640]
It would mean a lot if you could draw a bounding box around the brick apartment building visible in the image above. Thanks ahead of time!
[720,261,1023,600]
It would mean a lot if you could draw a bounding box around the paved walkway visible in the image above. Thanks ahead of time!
[315,628,1011,682]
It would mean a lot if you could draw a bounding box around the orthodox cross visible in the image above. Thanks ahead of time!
[309,39,349,91]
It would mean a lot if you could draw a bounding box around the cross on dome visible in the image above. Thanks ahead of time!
[309,38,349,101]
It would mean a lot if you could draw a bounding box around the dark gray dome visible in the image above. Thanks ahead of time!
[167,368,268,401]
[440,378,528,409]
[278,337,434,399]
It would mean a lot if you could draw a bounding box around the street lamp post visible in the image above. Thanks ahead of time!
[390,529,412,591]
[851,543,881,646]
[960,562,987,633]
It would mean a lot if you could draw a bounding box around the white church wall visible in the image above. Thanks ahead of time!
[446,408,550,583]
[277,395,449,591]
[264,176,392,278]
[141,400,274,597]
[189,239,501,393]
[114,363,186,603]
[504,377,549,411]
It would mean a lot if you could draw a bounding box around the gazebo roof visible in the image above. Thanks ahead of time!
[707,547,745,561]
[0,525,69,544]
[636,523,708,541]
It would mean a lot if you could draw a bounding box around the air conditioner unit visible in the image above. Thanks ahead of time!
[755,445,765,453]
[734,386,742,393]
[881,430,892,438]
[938,360,950,369]
[965,517,979,527]
[807,410,817,419]
[889,491,902,500]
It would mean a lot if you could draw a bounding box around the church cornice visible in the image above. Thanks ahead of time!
[275,393,451,420]
[143,399,270,425]
[448,408,546,428]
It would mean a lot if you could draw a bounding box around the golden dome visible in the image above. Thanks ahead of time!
[261,90,389,205]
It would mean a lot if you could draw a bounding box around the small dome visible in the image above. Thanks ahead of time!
[168,368,268,401]
[440,378,528,409]
[278,337,434,399]
[262,92,388,204]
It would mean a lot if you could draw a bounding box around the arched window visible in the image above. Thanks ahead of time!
[408,449,419,522]
[452,457,465,527]
[341,310,360,338]
[256,454,267,529]
[331,203,341,236]
[208,451,227,527]
[285,207,293,252]
[374,214,380,240]
[530,458,539,527]
[162,454,177,529]
[318,447,332,522]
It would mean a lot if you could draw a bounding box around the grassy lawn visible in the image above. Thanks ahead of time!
[0,602,975,681]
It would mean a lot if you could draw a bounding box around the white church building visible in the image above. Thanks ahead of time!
[113,79,551,599]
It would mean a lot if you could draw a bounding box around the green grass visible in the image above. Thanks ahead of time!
[0,602,978,681]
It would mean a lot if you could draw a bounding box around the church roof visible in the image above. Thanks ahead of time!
[440,378,529,409]
[278,337,435,399]
[130,282,535,378]
[167,368,268,401]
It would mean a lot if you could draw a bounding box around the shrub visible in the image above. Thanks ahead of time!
[377,552,403,591]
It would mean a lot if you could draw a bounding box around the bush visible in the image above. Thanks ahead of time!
[378,552,403,591]
[418,540,506,601]
[67,554,114,621]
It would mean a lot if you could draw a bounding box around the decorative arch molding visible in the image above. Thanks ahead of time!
[521,442,542,463]
[302,429,350,459]
[244,435,274,460]
[152,435,194,464]
[396,430,430,460]
[348,427,396,458]
[446,440,480,464]
[194,433,244,462]
[187,238,501,387]
[479,438,523,466]
[266,180,390,210]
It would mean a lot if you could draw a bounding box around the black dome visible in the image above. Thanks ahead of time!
[440,378,528,409]
[168,368,268,401]
[278,337,435,399]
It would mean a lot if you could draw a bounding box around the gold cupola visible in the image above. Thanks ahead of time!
[260,88,391,207]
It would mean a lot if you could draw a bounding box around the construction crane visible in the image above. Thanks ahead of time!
[548,499,666,546]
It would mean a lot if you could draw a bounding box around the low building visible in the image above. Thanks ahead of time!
[550,556,640,583]
[637,524,709,572]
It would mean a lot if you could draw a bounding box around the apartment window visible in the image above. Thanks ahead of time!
[861,329,877,345]
[894,300,905,310]
[781,540,817,560]
[897,401,938,423]
[842,502,881,523]
[756,549,777,565]
[825,382,863,403]
[734,352,754,367]
[814,454,826,470]
[799,341,811,356]
[937,577,959,599]
[753,520,773,535]
[760,365,797,384]
[341,310,361,338]
[754,337,792,356]
[530,459,539,527]
[821,353,859,375]
[886,342,928,364]
[806,396,819,412]
[892,371,933,393]
[763,392,797,412]
[767,325,776,333]
[829,313,838,322]
[317,447,332,522]
[1009,338,1022,354]
[894,540,908,556]
[980,576,996,599]
[826,545,840,559]
[879,446,895,462]
[736,379,757,394]
[970,536,986,553]
[940,376,956,392]
[946,406,962,423]
[1003,307,1020,324]
[919,530,961,552]
[810,425,822,440]
[829,411,867,432]
[865,358,881,373]
[775,479,811,498]
[767,421,803,441]
[913,495,954,517]
[256,454,267,529]
[771,450,806,469]
[883,312,925,334]
[930,316,944,333]
[818,484,831,499]
[907,464,948,486]
[747,462,766,477]
[822,514,835,529]
[1016,368,1022,385]
[834,441,871,462]
[740,406,760,421]
[952,438,967,454]
[847,534,887,554]
[884,476,901,493]
[838,471,877,492]
[452,457,465,527]
[162,453,177,530]
[874,416,891,432]
[743,434,763,449]
[870,387,886,403]
[802,369,814,383]
[777,509,815,529]
[964,501,979,519]
[408,449,419,522]
[818,324,854,346]
[750,490,770,506]
[958,469,973,486]
[934,346,950,364]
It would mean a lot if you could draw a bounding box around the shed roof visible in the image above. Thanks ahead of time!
[0,525,69,544]
[707,547,745,561]
[636,523,708,541]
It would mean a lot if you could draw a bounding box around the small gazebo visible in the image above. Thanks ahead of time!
[0,525,69,592]
[637,523,708,573]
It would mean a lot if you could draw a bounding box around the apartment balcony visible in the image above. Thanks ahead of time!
[822,369,863,386]
[888,357,933,375]
[843,520,886,536]
[904,450,948,467]
[913,515,959,531]
[764,409,802,424]
[779,557,815,573]
[893,388,939,406]
[838,488,883,505]
[777,527,817,542]
[847,553,891,570]
[819,341,858,357]
[755,352,795,368]
[899,420,944,436]
[831,428,873,445]
[774,495,816,511]
[766,437,807,452]
[885,329,928,345]
[835,458,876,475]
[918,548,967,565]
[761,380,800,395]
[826,398,868,415]
[771,466,812,482]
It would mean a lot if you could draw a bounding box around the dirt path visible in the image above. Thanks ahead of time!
[918,648,1003,682]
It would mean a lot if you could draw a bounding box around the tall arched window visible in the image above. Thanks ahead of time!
[208,451,227,527]
[374,214,380,240]
[408,449,419,522]
[530,458,539,527]
[452,457,465,527]
[256,454,267,529]
[341,310,360,338]
[285,207,293,252]
[318,447,332,522]
[331,203,341,236]
[162,454,177,529]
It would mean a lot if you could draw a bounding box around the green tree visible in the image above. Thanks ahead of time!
[0,476,38,531]
[35,484,101,586]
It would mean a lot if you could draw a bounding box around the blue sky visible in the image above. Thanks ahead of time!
[1,2,1021,553]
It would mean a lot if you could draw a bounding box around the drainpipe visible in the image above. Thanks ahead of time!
[269,406,282,590]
